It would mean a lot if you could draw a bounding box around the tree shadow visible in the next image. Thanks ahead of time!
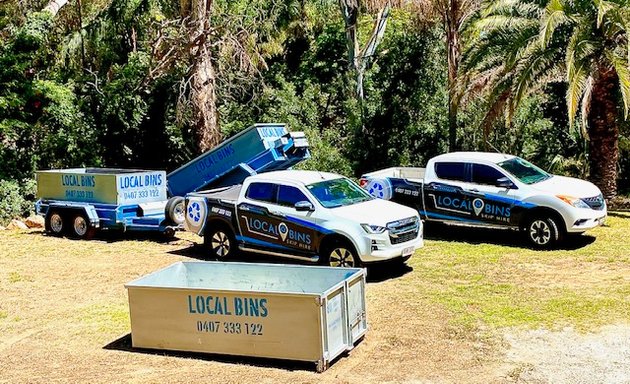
[103,333,322,372]
[424,222,596,250]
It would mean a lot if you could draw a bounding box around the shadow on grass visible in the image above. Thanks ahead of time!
[103,334,320,372]
[168,245,413,282]
[30,229,181,244]
[424,222,596,250]
[607,211,630,218]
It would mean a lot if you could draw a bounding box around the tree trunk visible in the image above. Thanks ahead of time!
[445,0,460,152]
[43,0,69,17]
[189,0,220,153]
[587,67,619,199]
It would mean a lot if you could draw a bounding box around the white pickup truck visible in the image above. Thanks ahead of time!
[360,152,607,248]
[184,170,423,267]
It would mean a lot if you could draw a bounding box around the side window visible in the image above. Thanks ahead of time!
[277,185,310,207]
[245,182,276,203]
[434,162,467,182]
[472,164,506,185]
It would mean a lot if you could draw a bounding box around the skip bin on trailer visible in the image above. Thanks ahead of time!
[125,261,367,372]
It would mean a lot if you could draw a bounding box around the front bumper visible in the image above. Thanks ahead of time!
[564,205,607,233]
[357,225,424,263]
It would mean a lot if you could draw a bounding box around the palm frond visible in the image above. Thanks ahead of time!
[606,50,630,117]
[595,0,616,28]
[540,0,569,49]
[566,60,588,126]
[580,75,594,131]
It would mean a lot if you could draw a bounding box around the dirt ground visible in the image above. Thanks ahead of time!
[0,228,628,384]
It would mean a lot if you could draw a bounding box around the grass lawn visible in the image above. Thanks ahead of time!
[0,212,628,383]
[409,212,630,331]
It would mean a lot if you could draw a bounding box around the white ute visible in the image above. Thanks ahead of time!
[185,170,423,267]
[361,152,607,248]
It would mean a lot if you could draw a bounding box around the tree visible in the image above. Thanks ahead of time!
[337,0,391,100]
[463,0,629,198]
[432,0,478,151]
[183,0,220,152]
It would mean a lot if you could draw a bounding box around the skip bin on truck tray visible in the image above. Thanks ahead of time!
[125,261,367,372]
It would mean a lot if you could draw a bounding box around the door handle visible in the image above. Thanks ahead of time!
[270,211,285,217]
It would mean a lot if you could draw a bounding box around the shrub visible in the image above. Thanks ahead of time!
[0,178,36,226]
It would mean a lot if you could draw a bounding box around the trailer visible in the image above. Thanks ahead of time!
[35,123,310,239]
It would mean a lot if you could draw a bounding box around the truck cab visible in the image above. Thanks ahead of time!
[185,170,423,267]
[361,152,607,248]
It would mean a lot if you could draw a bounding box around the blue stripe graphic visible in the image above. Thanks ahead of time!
[282,216,334,234]
[236,235,295,251]
[419,210,483,223]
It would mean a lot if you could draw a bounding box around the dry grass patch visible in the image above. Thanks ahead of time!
[0,213,628,383]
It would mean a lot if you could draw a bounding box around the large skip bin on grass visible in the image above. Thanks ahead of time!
[125,261,367,372]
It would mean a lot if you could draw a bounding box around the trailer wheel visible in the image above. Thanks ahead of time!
[165,196,185,225]
[204,225,236,260]
[321,240,360,268]
[524,216,561,249]
[45,211,64,236]
[70,213,96,240]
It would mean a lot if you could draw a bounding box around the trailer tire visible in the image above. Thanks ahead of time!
[70,213,96,240]
[166,196,185,225]
[524,215,562,249]
[204,225,236,260]
[320,239,360,268]
[45,210,65,236]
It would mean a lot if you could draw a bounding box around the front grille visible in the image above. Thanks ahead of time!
[582,194,605,211]
[391,231,418,244]
[388,216,419,245]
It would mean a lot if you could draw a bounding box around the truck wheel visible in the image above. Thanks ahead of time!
[204,226,236,260]
[525,216,561,249]
[166,196,185,225]
[45,211,64,236]
[321,241,360,268]
[70,213,96,240]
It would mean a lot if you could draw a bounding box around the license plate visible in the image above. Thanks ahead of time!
[402,246,414,257]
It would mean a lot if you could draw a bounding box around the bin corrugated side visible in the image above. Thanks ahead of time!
[125,261,367,371]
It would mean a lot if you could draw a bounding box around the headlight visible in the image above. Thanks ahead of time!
[361,224,387,234]
[556,195,591,209]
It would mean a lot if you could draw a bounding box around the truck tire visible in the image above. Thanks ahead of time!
[45,210,64,236]
[320,241,360,268]
[165,196,185,225]
[524,216,561,249]
[70,213,96,240]
[204,225,236,260]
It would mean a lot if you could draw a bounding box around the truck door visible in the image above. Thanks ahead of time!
[237,182,322,257]
[466,163,521,226]
[423,161,479,223]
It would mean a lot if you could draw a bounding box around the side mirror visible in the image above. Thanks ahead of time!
[495,177,516,189]
[294,201,315,212]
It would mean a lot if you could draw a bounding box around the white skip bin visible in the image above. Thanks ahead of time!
[125,261,367,372]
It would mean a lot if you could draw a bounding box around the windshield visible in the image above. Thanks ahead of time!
[307,178,373,208]
[498,157,551,184]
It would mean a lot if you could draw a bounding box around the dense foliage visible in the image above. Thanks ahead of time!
[0,0,628,224]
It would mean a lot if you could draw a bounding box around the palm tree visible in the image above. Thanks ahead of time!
[462,0,629,199]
